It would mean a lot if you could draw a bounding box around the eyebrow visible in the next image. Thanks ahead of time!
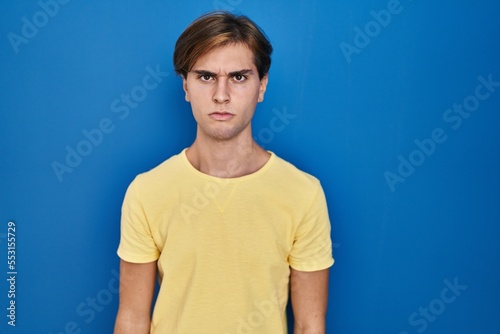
[192,69,254,77]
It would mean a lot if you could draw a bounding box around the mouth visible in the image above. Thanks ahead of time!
[209,111,235,121]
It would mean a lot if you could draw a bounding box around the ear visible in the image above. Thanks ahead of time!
[182,75,190,102]
[257,74,269,103]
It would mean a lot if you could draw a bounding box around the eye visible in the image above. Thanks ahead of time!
[199,74,214,82]
[232,74,247,82]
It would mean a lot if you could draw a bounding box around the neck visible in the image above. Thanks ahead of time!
[186,130,270,178]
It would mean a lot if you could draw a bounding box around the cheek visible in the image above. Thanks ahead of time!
[187,87,210,105]
[189,98,205,114]
[232,84,261,100]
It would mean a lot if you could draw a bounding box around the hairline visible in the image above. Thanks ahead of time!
[185,42,261,78]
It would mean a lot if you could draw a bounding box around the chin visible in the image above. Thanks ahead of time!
[198,122,248,140]
[204,127,245,142]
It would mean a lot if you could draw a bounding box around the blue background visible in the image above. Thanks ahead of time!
[1,0,499,333]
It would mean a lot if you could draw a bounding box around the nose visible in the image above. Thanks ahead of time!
[212,79,230,104]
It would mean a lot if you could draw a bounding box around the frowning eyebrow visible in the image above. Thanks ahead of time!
[192,69,254,78]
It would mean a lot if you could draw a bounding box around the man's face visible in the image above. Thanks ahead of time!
[182,43,268,142]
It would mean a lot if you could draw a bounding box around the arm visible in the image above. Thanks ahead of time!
[114,259,157,334]
[290,267,330,334]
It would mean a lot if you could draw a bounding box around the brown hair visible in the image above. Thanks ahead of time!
[173,11,272,79]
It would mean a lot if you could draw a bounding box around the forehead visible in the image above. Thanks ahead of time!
[191,43,256,71]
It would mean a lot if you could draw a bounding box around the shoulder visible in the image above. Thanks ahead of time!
[129,150,186,194]
[266,153,323,194]
[270,153,320,184]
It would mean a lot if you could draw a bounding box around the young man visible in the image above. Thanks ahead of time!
[114,11,334,334]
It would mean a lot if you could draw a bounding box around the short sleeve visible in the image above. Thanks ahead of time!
[288,182,334,271]
[117,179,160,263]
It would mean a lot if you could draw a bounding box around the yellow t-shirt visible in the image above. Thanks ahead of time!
[117,149,334,333]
